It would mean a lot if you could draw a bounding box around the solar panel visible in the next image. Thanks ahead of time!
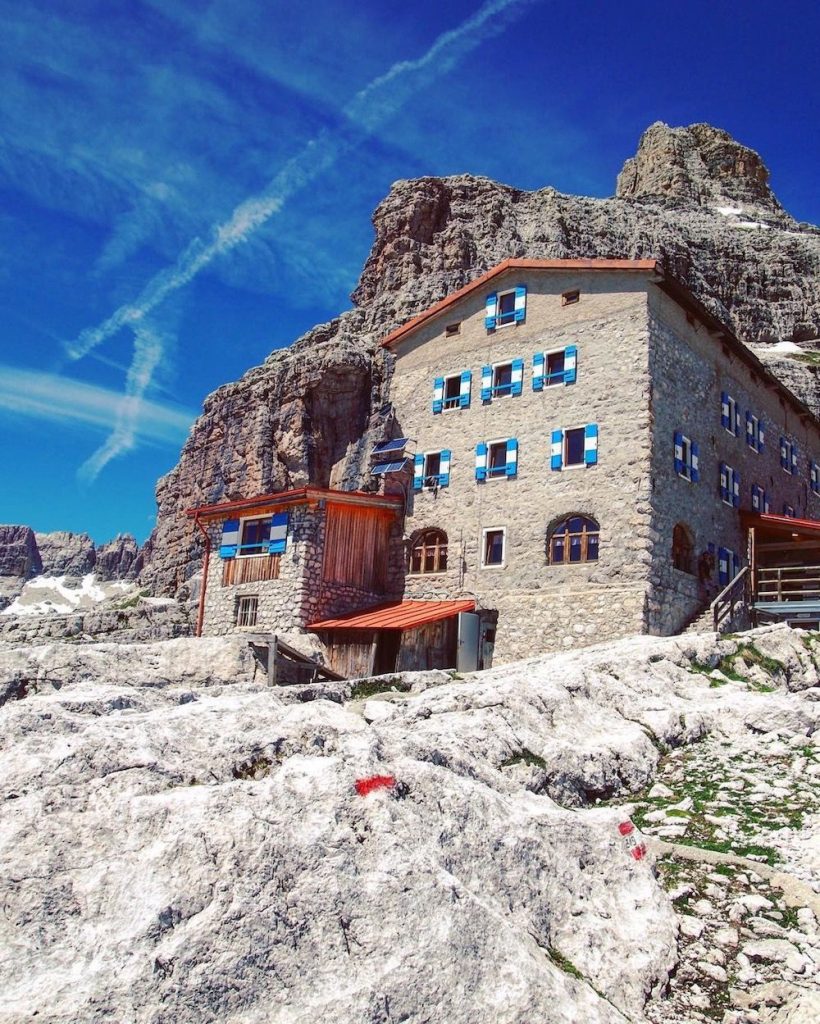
[371,459,408,475]
[371,437,410,456]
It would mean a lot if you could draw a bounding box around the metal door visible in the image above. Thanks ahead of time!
[456,612,480,673]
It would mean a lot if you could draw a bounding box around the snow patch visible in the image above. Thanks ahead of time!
[770,341,804,355]
[1,573,135,616]
[715,204,743,216]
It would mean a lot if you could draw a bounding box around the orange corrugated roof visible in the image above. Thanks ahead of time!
[380,258,660,349]
[742,511,820,536]
[307,599,476,631]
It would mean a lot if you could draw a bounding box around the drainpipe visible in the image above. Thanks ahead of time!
[193,513,211,638]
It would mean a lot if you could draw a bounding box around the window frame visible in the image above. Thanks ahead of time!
[236,594,259,628]
[481,526,507,569]
[746,412,760,452]
[442,373,462,411]
[561,289,580,306]
[408,529,448,575]
[238,516,272,558]
[421,451,443,489]
[781,438,796,475]
[720,464,739,507]
[544,347,567,387]
[723,393,739,437]
[486,439,510,478]
[495,290,517,327]
[491,359,514,397]
[676,433,693,481]
[547,516,600,566]
[563,425,587,469]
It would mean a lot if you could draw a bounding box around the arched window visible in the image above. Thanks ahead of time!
[409,529,448,574]
[548,516,599,564]
[672,524,694,574]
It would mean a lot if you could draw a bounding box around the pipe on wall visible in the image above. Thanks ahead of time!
[193,513,211,638]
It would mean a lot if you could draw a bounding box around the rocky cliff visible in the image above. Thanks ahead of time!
[143,122,820,595]
[1,624,818,1022]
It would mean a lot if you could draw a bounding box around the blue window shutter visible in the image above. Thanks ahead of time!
[718,546,729,586]
[746,411,753,446]
[564,345,578,384]
[532,352,545,391]
[513,284,527,323]
[812,461,819,494]
[732,552,740,577]
[432,377,444,415]
[459,370,472,409]
[719,462,728,502]
[268,512,289,554]
[673,431,684,475]
[484,293,498,331]
[413,453,424,491]
[751,484,759,511]
[691,441,700,483]
[511,358,524,397]
[439,450,451,487]
[481,365,493,402]
[758,419,765,452]
[550,429,563,471]
[219,518,240,559]
[732,470,740,508]
[584,424,599,466]
[791,445,798,475]
[475,442,488,481]
[780,437,787,470]
[734,405,741,436]
[721,392,730,430]
[505,438,518,477]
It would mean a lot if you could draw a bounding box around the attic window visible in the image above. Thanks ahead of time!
[561,289,580,306]
[445,322,461,337]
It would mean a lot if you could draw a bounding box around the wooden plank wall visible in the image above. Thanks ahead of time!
[396,618,457,672]
[324,629,376,678]
[222,554,281,586]
[322,503,391,591]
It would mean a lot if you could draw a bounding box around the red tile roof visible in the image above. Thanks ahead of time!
[379,258,660,349]
[308,599,476,631]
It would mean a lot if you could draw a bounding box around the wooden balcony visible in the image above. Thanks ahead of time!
[222,554,281,586]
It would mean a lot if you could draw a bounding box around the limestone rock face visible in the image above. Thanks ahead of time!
[0,525,41,579]
[34,530,96,576]
[95,533,144,581]
[143,123,820,595]
[0,625,817,1022]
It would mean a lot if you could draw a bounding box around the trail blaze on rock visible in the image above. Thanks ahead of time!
[355,774,397,796]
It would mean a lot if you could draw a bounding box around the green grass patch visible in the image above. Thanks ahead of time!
[349,676,404,700]
[548,949,584,980]
[501,749,547,770]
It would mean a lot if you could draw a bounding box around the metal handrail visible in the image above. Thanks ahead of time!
[758,564,820,576]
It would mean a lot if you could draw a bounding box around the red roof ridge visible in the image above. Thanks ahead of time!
[379,258,660,349]
[308,598,476,631]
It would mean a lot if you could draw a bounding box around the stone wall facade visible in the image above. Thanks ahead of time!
[388,268,657,663]
[646,289,820,635]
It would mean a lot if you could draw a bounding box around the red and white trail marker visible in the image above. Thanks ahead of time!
[618,820,647,861]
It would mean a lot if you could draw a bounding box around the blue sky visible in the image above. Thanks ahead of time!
[1,0,818,543]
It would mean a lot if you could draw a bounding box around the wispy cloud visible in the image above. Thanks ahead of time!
[67,0,534,362]
[0,363,194,450]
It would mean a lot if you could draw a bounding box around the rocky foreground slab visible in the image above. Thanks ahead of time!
[0,625,818,1023]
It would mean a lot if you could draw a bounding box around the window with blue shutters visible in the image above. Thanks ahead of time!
[751,483,769,513]
[476,439,518,479]
[434,371,471,413]
[719,463,740,507]
[491,286,527,328]
[673,431,698,481]
[717,546,735,586]
[416,451,451,489]
[746,412,763,452]
[783,504,796,518]
[532,346,577,391]
[811,461,820,496]
[237,516,280,556]
[268,512,289,554]
[780,437,797,474]
[551,425,598,469]
[484,359,524,399]
[721,391,740,436]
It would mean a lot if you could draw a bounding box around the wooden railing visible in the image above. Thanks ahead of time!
[222,554,281,586]
[755,564,820,602]
[712,565,750,633]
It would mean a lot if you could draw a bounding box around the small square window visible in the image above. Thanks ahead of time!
[564,427,586,467]
[482,528,506,567]
[445,322,460,337]
[561,289,580,306]
[497,291,516,326]
[237,595,259,628]
[423,451,441,487]
[492,362,513,396]
[442,374,462,410]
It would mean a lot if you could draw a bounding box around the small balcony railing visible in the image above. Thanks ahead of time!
[755,564,820,602]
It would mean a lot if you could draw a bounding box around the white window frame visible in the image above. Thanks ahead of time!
[495,290,517,328]
[544,347,567,388]
[236,594,259,628]
[747,413,760,452]
[486,438,511,479]
[677,433,693,481]
[563,424,588,470]
[238,515,271,558]
[441,373,462,412]
[782,439,795,475]
[721,465,739,508]
[491,359,514,397]
[422,450,443,489]
[481,526,507,569]
[724,394,738,436]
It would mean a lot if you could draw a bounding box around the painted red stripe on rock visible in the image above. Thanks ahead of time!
[355,775,396,796]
